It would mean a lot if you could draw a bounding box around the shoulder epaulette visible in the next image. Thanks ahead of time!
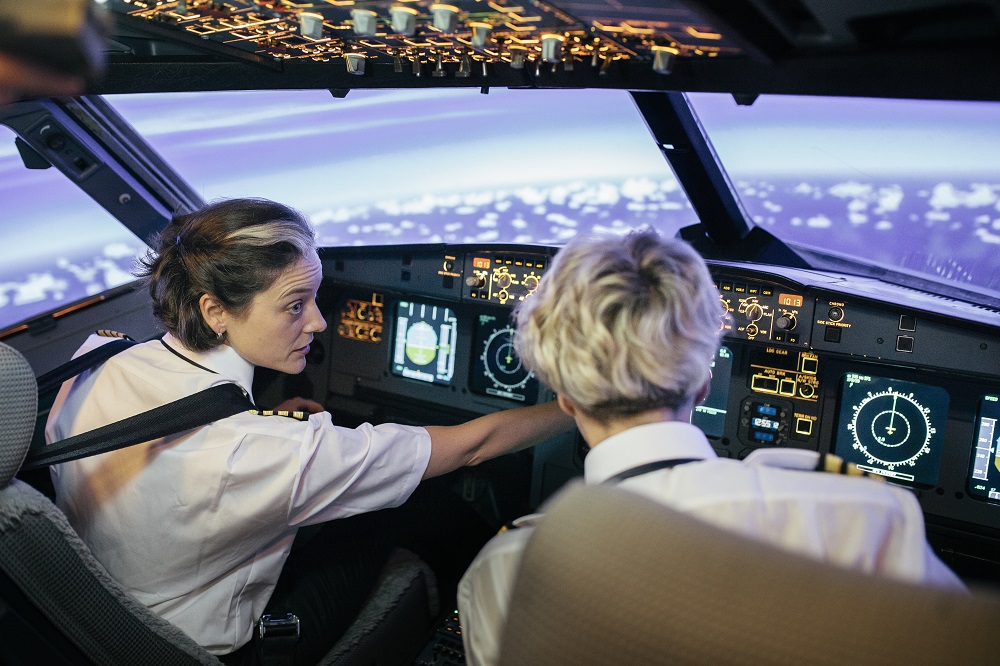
[248,409,309,421]
[496,512,544,535]
[96,330,133,340]
[814,453,885,482]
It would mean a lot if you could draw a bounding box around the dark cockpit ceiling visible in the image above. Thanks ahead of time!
[84,0,1000,101]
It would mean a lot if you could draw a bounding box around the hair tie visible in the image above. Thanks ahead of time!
[175,234,186,257]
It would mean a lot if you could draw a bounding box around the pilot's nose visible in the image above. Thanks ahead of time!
[307,304,327,334]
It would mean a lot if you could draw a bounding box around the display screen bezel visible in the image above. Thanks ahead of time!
[691,346,734,439]
[833,373,949,487]
[968,394,1000,504]
[389,299,459,386]
[469,311,539,404]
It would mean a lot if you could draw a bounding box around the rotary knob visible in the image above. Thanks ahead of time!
[466,275,487,289]
[496,273,512,289]
[775,313,797,331]
[745,303,763,321]
[523,274,539,291]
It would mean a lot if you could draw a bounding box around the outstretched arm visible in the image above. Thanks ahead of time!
[422,401,574,480]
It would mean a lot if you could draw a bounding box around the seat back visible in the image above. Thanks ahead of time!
[0,340,440,665]
[0,341,219,665]
[499,482,1000,666]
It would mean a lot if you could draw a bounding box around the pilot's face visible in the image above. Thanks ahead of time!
[223,253,327,374]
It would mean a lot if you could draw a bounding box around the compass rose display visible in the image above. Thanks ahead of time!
[836,373,949,485]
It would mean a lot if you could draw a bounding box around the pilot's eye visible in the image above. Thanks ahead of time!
[289,301,303,316]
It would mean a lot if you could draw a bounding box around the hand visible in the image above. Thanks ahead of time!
[273,396,325,414]
[0,52,84,105]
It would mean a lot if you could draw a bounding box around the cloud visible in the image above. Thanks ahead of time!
[929,183,999,209]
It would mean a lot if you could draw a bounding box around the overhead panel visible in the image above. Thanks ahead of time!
[108,0,743,79]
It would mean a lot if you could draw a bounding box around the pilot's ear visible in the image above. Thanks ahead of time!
[199,293,227,336]
[556,393,577,417]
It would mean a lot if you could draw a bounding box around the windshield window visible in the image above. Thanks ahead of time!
[107,88,697,247]
[0,125,147,331]
[687,93,1000,296]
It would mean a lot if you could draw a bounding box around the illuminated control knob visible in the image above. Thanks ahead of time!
[496,273,512,289]
[775,314,797,331]
[745,304,763,321]
[523,275,539,291]
[828,306,845,322]
[466,275,486,289]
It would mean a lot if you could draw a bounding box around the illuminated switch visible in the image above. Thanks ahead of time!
[899,315,916,331]
[800,356,819,374]
[779,378,796,396]
[300,12,323,39]
[751,375,780,394]
[896,335,914,353]
[824,326,841,343]
[795,418,813,436]
[430,4,459,32]
[390,6,419,36]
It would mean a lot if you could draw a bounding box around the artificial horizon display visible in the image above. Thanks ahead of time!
[391,299,458,385]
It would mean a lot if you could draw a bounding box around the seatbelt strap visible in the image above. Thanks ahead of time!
[23,335,255,471]
[256,613,300,666]
[602,458,702,484]
[35,338,136,395]
[23,382,254,470]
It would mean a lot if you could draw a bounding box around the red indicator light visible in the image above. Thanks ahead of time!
[473,257,491,269]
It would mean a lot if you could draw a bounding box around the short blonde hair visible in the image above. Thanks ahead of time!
[514,230,724,419]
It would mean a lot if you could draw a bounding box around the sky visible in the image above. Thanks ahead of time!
[3,88,1000,327]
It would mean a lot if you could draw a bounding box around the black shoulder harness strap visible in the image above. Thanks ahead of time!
[35,338,137,396]
[23,337,256,471]
[603,458,703,484]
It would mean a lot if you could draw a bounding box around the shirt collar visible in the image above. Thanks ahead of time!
[161,332,256,397]
[583,421,717,485]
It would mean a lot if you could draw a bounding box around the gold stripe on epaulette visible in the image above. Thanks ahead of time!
[816,453,885,482]
[96,330,133,340]
[248,409,308,421]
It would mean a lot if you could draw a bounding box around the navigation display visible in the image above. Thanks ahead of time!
[968,395,1000,504]
[691,346,733,439]
[391,300,458,385]
[834,373,949,486]
[470,313,538,403]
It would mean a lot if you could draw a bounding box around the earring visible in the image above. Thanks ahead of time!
[217,330,224,340]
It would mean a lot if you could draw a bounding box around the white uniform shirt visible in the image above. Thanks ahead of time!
[46,333,432,655]
[457,421,964,666]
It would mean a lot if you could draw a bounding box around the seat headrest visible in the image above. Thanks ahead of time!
[0,342,38,487]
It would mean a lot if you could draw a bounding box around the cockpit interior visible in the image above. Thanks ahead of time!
[2,0,1000,663]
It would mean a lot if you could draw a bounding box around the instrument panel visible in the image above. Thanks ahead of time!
[310,243,1000,565]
